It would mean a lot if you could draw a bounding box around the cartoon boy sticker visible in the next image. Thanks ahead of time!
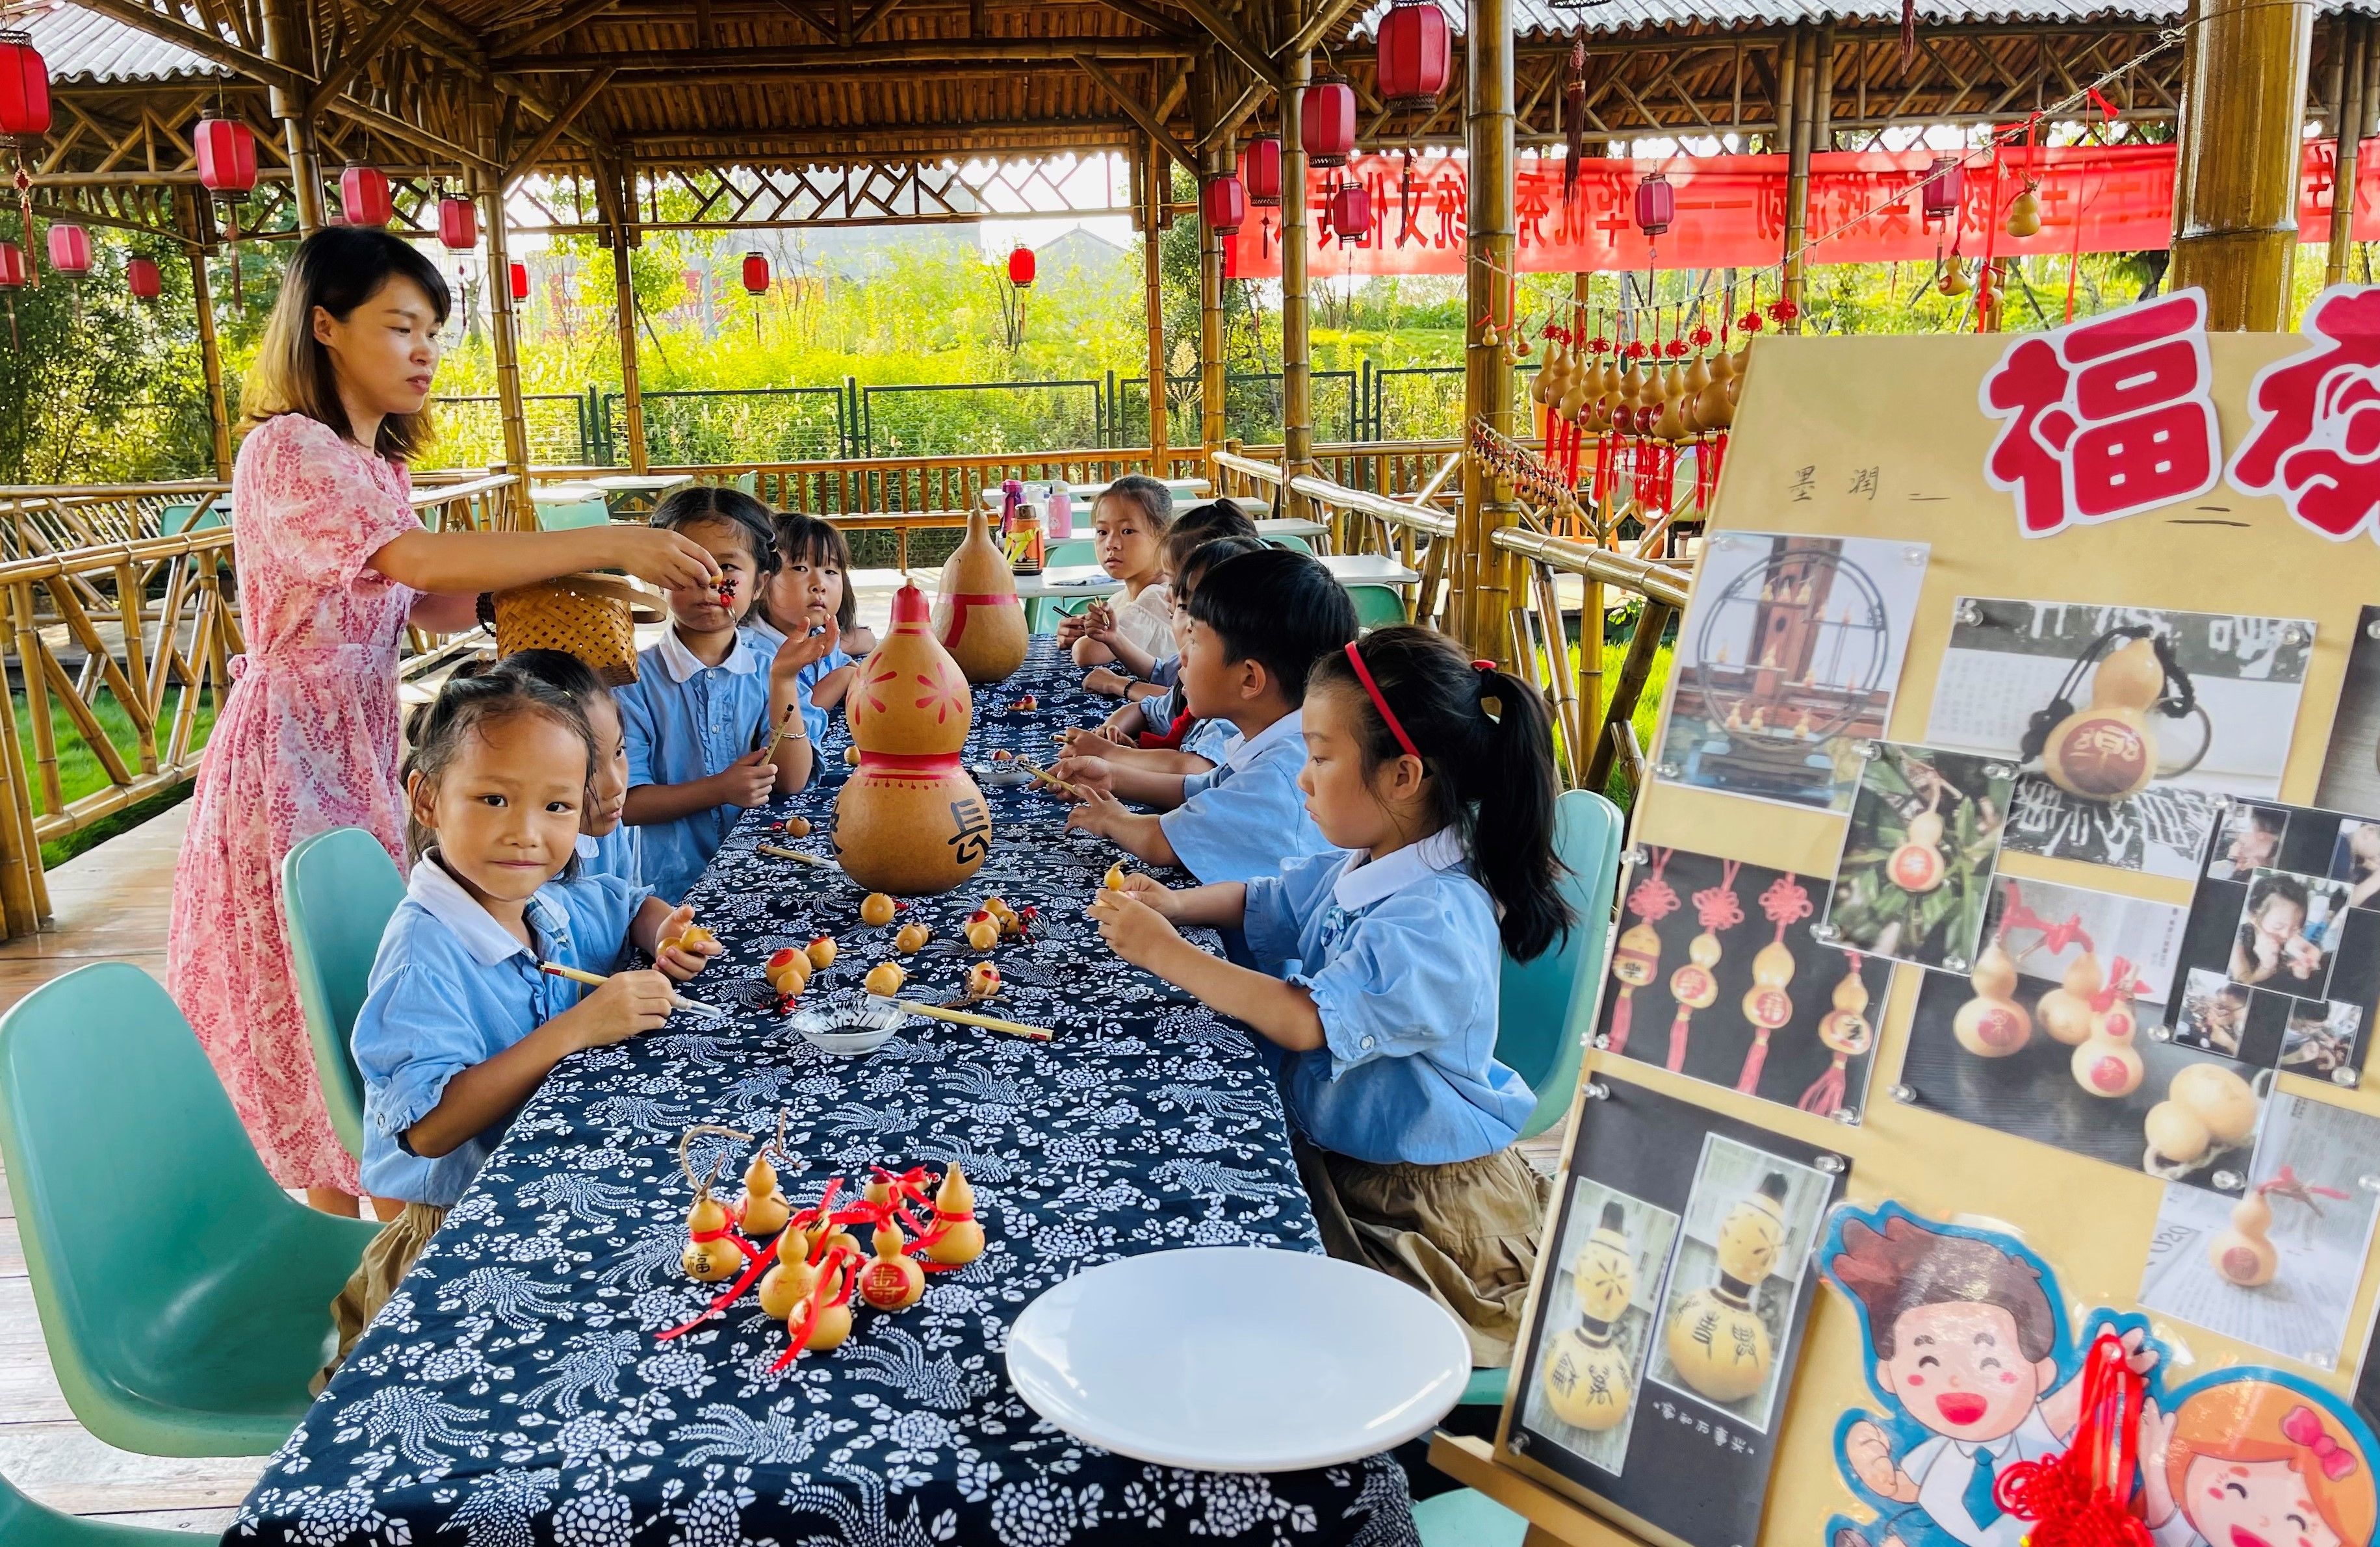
[2142,1374,2377,1547]
[1822,1205,2159,1547]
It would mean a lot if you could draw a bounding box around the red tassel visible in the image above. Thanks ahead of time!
[1607,987,1635,1056]
[1798,1057,1848,1117]
[1736,1034,1770,1094]
[1666,1006,1694,1072]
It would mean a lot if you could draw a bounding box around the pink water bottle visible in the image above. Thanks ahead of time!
[1046,485,1074,540]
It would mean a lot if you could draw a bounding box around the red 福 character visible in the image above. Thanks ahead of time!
[2228,285,2380,542]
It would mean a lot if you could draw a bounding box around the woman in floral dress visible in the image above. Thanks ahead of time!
[168,227,720,1216]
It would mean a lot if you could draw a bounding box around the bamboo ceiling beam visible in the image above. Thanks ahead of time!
[1200,76,1269,147]
[1074,55,1201,172]
[70,0,308,92]
[307,0,432,114]
[322,97,492,170]
[1160,0,1282,90]
[1085,0,1198,42]
[1283,0,1369,62]
[518,38,1192,67]
[762,0,842,38]
[502,67,616,183]
[490,0,627,60]
[847,0,907,43]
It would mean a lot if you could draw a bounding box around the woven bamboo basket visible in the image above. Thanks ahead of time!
[484,573,666,685]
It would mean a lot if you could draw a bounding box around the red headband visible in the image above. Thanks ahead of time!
[1345,641,1420,760]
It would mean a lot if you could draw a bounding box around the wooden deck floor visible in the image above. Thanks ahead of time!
[0,802,271,1533]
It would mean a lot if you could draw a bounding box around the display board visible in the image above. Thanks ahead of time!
[1497,288,2380,1547]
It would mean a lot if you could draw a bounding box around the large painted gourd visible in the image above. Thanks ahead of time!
[834,583,993,894]
[931,505,1029,682]
[1662,1173,1787,1404]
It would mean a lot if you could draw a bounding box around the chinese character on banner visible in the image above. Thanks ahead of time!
[2227,285,2380,542]
[1977,288,2222,537]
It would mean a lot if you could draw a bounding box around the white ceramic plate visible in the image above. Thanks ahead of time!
[1005,1246,1470,1472]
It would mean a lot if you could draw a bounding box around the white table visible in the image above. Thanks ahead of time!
[530,481,610,503]
[1013,552,1416,600]
[585,474,688,493]
[978,477,1212,513]
[1257,516,1328,541]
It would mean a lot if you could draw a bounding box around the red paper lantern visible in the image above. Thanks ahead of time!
[509,260,528,302]
[193,114,256,199]
[741,251,770,296]
[1301,78,1356,169]
[45,222,88,277]
[1376,0,1449,112]
[339,164,392,227]
[1329,181,1372,245]
[1633,171,1675,239]
[0,29,51,146]
[1921,154,1965,225]
[1243,136,1282,207]
[1007,244,1035,287]
[1202,175,1247,237]
[0,242,23,288]
[126,255,161,300]
[436,195,478,251]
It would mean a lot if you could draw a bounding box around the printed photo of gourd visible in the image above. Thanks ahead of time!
[1520,1179,1683,1477]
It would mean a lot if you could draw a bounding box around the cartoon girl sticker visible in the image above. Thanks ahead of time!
[2143,1374,2378,1547]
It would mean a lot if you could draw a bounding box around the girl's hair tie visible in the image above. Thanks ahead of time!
[1344,641,1421,760]
[1471,659,1496,671]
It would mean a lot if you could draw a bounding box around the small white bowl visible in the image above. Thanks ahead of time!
[786,993,912,1058]
[975,760,1031,787]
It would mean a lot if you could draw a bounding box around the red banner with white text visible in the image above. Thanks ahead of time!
[1226,142,2380,278]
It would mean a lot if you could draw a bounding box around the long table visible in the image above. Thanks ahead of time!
[231,638,1418,1547]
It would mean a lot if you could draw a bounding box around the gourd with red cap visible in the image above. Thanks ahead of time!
[834,583,991,894]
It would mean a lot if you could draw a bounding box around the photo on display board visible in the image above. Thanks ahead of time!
[2165,799,2380,1093]
[2138,1091,2380,1372]
[1922,598,2315,879]
[2314,604,2380,819]
[1651,530,1931,816]
[1516,1179,1683,1477]
[1599,846,1896,1121]
[1505,1078,1847,1547]
[1821,742,2015,971]
[1900,875,2270,1194]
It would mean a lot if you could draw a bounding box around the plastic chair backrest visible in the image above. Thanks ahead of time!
[1346,584,1410,630]
[1265,534,1315,554]
[536,497,610,531]
[1042,538,1098,569]
[157,501,226,537]
[0,1471,199,1545]
[732,471,759,494]
[282,828,405,1158]
[1497,788,1625,1141]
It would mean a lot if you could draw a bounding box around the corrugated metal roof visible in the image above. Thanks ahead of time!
[1345,0,2222,38]
[10,0,226,83]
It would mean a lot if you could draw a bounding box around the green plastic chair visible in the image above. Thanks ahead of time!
[283,827,407,1159]
[0,1470,201,1545]
[1412,1487,1527,1547]
[1460,788,1625,1408]
[1347,584,1410,630]
[1026,537,1102,632]
[157,500,227,537]
[534,496,610,531]
[1265,534,1315,554]
[0,962,382,1456]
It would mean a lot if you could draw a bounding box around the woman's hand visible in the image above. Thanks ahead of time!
[600,526,724,592]
[1089,887,1187,972]
[653,903,723,981]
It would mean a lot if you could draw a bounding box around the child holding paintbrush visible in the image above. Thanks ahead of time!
[326,670,723,1382]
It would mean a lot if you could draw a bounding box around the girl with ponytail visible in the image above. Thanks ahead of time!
[1090,625,1570,1366]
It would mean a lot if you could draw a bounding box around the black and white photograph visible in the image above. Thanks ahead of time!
[1652,530,1930,815]
[2138,1092,2380,1370]
[1822,742,2013,971]
[1517,1178,1682,1477]
[1923,598,2315,878]
[2315,604,2380,819]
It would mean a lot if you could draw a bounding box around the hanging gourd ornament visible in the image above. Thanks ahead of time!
[965,961,1002,1001]
[1664,862,1744,1074]
[2071,958,2148,1098]
[806,935,838,971]
[1606,850,1678,1057]
[737,1114,794,1236]
[1954,938,2033,1057]
[1542,1202,1638,1431]
[2006,183,2042,238]
[924,1163,985,1266]
[1736,875,1811,1095]
[966,910,1001,951]
[2041,637,2166,802]
[1889,784,1949,893]
[2208,1167,2348,1287]
[1664,1173,1788,1403]
[679,1125,755,1283]
[1796,954,1872,1119]
[860,1220,928,1310]
[895,921,931,954]
[2036,945,2103,1046]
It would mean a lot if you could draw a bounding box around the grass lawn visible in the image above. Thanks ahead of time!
[1538,629,1672,813]
[11,687,217,869]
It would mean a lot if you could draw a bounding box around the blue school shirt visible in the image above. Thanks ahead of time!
[1243,827,1534,1166]
[741,619,857,743]
[353,856,650,1207]
[617,627,777,904]
[571,826,642,888]
[1135,654,1185,733]
[1158,709,1330,883]
[1183,718,1237,765]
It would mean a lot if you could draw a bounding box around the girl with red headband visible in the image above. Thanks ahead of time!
[1089,625,1571,1366]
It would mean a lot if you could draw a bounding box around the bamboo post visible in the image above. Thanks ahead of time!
[190,248,233,478]
[479,170,534,492]
[1200,131,1228,452]
[1282,40,1313,521]
[611,220,649,474]
[2169,0,2318,328]
[1460,0,1516,660]
[1585,597,1674,794]
[1143,135,1171,475]
[1780,27,1817,328]
[2328,14,2369,287]
[262,0,323,231]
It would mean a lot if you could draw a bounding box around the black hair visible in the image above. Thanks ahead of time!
[1184,547,1356,709]
[768,511,859,633]
[494,647,617,722]
[1174,535,1267,607]
[1164,498,1262,574]
[2247,873,2311,917]
[1307,625,1572,961]
[651,485,779,617]
[1098,473,1175,535]
[248,226,453,461]
[400,668,593,863]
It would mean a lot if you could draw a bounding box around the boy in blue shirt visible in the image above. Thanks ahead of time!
[1060,547,1355,884]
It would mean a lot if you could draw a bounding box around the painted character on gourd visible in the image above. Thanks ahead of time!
[1662,1173,1787,1404]
[1543,1202,1638,1432]
[2141,1376,2377,1547]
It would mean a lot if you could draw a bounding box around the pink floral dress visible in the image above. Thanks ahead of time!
[168,413,423,1194]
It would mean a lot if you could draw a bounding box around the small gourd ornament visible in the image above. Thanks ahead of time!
[2006,182,2043,238]
[1664,862,1745,1074]
[1888,783,1949,893]
[1605,850,1679,1057]
[1542,1203,1638,1432]
[859,1220,927,1310]
[2041,637,2165,803]
[757,1243,816,1321]
[736,1113,794,1238]
[2208,1167,2347,1287]
[806,1251,858,1350]
[2147,1062,2261,1170]
[834,582,990,895]
[2071,958,2149,1098]
[924,1163,985,1266]
[2036,943,2104,1046]
[679,1125,755,1283]
[1736,875,1812,1096]
[1796,953,1872,1119]
[1954,940,2032,1057]
[1664,1173,1788,1403]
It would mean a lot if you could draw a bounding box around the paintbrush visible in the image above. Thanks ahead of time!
[870,994,1054,1042]
[1015,759,1084,799]
[540,960,727,1019]
[758,842,836,867]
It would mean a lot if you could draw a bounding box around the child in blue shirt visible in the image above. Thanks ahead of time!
[326,671,722,1377]
[493,649,642,891]
[748,510,868,736]
[1059,546,1355,884]
[617,487,844,903]
[1090,626,1570,1366]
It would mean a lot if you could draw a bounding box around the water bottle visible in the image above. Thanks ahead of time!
[1046,485,1074,541]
